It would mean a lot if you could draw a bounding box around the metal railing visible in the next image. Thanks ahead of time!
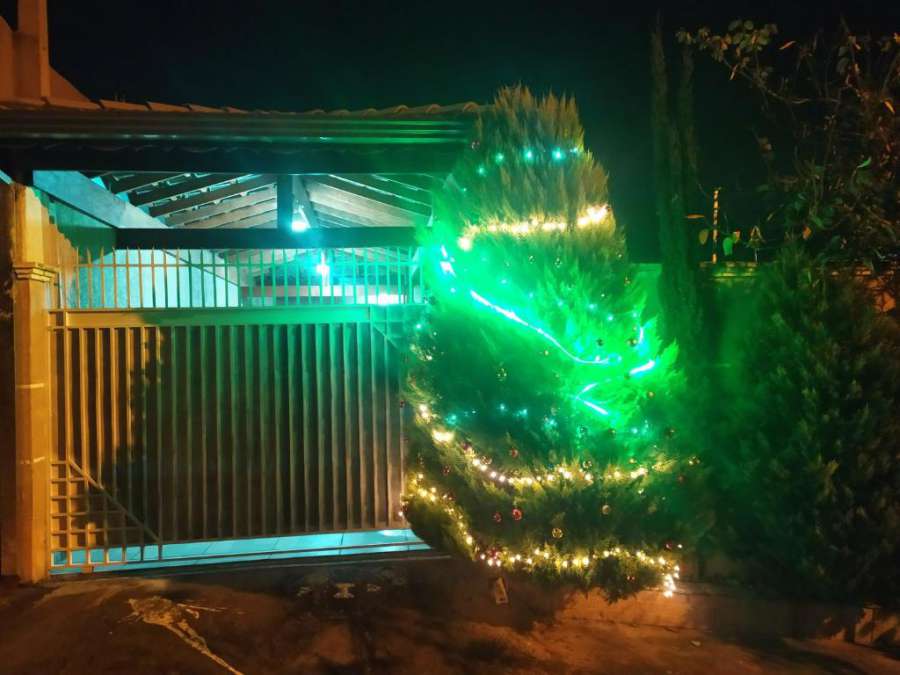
[53,246,425,310]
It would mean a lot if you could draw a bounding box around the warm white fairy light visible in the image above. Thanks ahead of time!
[403,472,679,597]
[460,203,612,244]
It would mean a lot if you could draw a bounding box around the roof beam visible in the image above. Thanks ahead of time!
[311,175,432,215]
[178,199,276,230]
[294,176,321,229]
[130,173,244,207]
[33,170,165,229]
[165,186,275,227]
[115,226,418,249]
[107,172,180,194]
[0,145,463,175]
[148,175,275,217]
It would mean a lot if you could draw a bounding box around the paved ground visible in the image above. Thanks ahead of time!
[0,557,897,674]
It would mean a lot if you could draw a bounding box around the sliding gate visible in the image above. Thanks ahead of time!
[46,246,424,572]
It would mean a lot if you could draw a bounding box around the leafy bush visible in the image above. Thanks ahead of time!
[716,248,900,604]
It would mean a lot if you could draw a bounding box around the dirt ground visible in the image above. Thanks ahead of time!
[0,556,897,675]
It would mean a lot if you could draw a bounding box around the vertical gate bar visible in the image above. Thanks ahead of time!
[78,328,89,483]
[162,247,169,308]
[171,327,180,541]
[140,327,149,557]
[384,327,394,526]
[273,325,284,533]
[330,324,342,530]
[110,326,119,502]
[73,246,81,308]
[373,248,379,306]
[258,324,268,534]
[301,325,313,531]
[229,325,239,537]
[185,325,194,539]
[294,248,301,307]
[155,327,164,556]
[94,329,104,502]
[186,250,194,308]
[244,325,254,535]
[215,325,224,539]
[282,248,288,307]
[343,324,356,529]
[175,249,182,308]
[112,247,119,308]
[200,249,207,308]
[212,251,218,308]
[200,326,208,539]
[363,248,370,305]
[124,249,131,309]
[125,328,134,515]
[286,325,297,531]
[357,323,369,527]
[316,325,327,530]
[99,247,106,308]
[137,250,144,308]
[62,324,73,567]
[152,248,159,309]
[370,322,381,526]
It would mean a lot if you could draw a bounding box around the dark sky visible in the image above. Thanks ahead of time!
[2,0,896,259]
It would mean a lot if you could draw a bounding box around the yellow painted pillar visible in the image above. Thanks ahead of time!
[12,262,54,582]
[7,184,55,582]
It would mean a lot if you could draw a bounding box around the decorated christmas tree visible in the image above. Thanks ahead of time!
[402,87,697,598]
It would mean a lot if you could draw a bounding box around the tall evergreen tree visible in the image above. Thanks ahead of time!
[403,87,701,598]
[721,248,900,602]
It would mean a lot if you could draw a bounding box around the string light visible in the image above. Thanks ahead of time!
[460,203,612,242]
[403,472,678,594]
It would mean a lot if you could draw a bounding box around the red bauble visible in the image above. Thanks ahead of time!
[509,447,519,459]
[511,507,523,521]
[493,511,503,523]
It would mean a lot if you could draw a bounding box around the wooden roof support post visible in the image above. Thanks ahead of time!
[277,175,321,232]
[276,174,293,232]
[6,183,53,582]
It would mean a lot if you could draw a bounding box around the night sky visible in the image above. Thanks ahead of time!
[2,1,896,259]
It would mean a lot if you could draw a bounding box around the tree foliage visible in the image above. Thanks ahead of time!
[716,248,900,603]
[679,21,900,296]
[404,87,702,599]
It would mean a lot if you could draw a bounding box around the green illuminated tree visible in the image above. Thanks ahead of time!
[402,87,702,598]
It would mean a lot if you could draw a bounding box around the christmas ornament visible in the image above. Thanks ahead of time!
[509,447,519,459]
[493,511,503,523]
[551,527,564,539]
[601,504,612,516]
[512,507,523,521]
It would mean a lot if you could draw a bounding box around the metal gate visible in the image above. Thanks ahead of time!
[47,246,422,572]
